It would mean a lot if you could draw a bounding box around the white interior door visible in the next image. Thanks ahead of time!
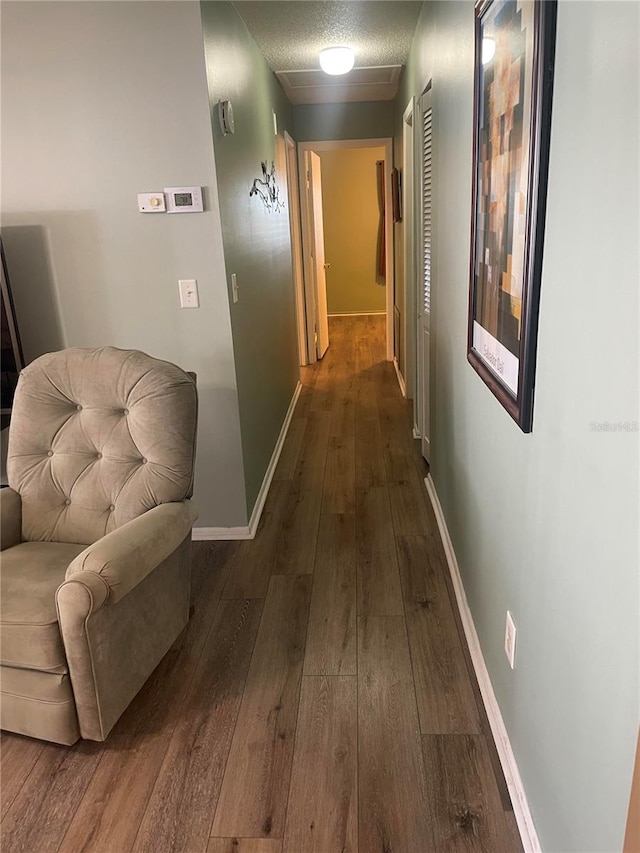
[417,88,433,462]
[305,150,329,359]
[284,132,308,366]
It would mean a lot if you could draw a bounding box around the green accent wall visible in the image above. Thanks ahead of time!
[200,1,300,519]
[294,101,394,142]
[396,1,639,850]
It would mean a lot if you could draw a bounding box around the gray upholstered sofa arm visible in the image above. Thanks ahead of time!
[62,501,198,606]
[55,501,198,741]
[1,488,22,550]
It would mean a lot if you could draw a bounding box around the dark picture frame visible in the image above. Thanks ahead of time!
[0,238,25,430]
[467,0,557,432]
[391,167,402,222]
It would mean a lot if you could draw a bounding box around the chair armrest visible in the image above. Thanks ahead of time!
[56,502,196,741]
[1,488,22,550]
[63,501,198,608]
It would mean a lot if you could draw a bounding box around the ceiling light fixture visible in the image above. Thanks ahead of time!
[319,46,355,76]
[482,37,496,65]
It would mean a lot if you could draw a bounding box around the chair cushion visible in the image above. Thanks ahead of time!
[7,347,198,545]
[1,541,85,671]
[1,664,79,745]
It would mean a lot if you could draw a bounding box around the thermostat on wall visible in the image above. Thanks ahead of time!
[164,186,204,214]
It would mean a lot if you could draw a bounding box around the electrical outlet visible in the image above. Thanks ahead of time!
[231,273,239,304]
[505,611,517,669]
[178,279,199,309]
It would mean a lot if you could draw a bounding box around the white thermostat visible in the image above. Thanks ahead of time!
[164,186,204,214]
[138,192,166,213]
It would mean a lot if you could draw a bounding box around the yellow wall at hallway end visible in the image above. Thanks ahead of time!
[317,146,387,316]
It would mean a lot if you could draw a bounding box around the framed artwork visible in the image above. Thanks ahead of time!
[468,0,557,432]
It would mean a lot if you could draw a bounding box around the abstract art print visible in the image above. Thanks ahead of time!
[468,0,557,432]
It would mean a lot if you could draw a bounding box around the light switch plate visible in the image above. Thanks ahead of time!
[178,279,199,309]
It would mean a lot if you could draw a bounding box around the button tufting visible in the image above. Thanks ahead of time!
[141,458,147,464]
[122,408,129,415]
[47,451,53,457]
[64,498,71,505]
[109,504,115,512]
[76,404,82,411]
[96,452,102,459]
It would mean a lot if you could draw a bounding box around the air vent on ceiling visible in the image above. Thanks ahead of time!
[276,65,402,105]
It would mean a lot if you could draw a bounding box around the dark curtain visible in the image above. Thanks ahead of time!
[376,160,386,283]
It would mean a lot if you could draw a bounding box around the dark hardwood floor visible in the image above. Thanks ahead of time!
[1,315,522,852]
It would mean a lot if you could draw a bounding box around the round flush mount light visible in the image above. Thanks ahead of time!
[319,46,355,76]
[482,37,496,65]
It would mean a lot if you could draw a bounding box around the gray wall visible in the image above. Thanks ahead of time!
[200,1,300,518]
[294,100,394,142]
[397,1,639,850]
[1,1,247,529]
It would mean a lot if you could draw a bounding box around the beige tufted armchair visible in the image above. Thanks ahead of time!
[0,347,199,745]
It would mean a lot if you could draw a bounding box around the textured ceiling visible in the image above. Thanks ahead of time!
[233,1,423,72]
[277,64,402,104]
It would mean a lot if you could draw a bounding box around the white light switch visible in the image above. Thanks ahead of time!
[178,279,199,309]
[231,273,239,304]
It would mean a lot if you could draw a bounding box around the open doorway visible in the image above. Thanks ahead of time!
[297,138,394,363]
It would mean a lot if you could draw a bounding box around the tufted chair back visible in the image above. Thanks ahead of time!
[7,347,198,546]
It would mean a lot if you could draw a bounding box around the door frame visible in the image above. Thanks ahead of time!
[284,131,308,366]
[304,150,330,360]
[297,138,395,363]
[416,84,433,461]
[402,97,417,415]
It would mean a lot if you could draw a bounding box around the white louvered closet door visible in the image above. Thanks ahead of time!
[417,88,432,461]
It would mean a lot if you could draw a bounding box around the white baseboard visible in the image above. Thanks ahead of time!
[424,473,540,853]
[393,357,407,398]
[192,525,251,541]
[192,381,302,542]
[412,425,421,440]
[327,311,386,317]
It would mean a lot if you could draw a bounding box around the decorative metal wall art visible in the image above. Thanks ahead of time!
[249,161,284,213]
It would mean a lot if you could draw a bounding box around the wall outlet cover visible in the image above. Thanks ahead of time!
[505,610,517,669]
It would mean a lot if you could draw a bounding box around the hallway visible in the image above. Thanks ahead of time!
[1,316,521,852]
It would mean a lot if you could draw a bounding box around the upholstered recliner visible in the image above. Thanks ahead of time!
[0,347,198,745]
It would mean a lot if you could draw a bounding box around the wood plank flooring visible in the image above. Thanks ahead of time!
[0,315,521,852]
